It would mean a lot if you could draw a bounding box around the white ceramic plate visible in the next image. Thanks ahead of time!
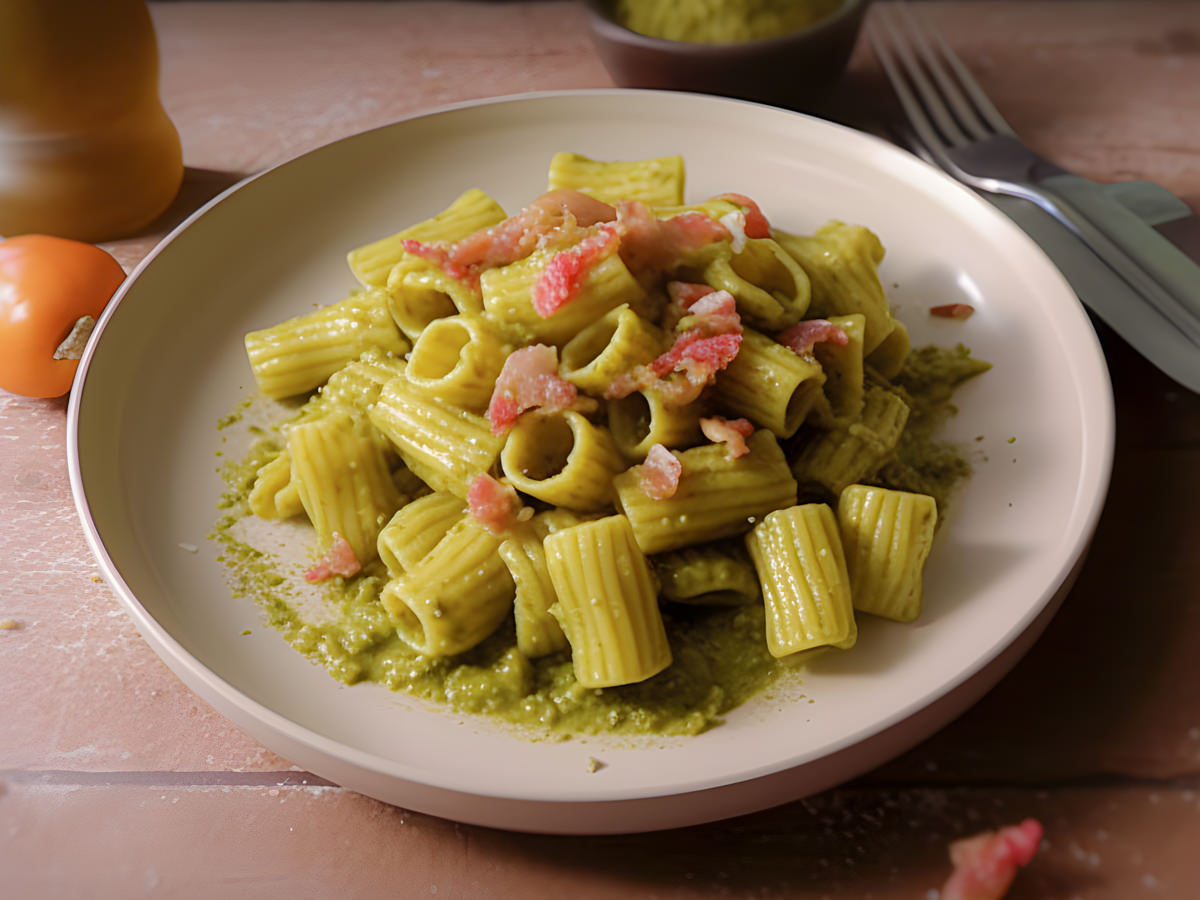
[68,90,1113,834]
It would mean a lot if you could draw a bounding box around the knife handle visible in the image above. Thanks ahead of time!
[1040,174,1200,327]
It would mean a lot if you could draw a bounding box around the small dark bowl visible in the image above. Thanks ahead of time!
[583,0,871,112]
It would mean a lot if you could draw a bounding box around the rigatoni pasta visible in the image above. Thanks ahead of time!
[225,151,989,736]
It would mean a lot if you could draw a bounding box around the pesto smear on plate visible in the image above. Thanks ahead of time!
[211,344,987,739]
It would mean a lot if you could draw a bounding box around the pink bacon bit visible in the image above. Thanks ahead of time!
[941,818,1043,900]
[634,443,682,500]
[605,288,743,405]
[931,303,976,320]
[486,344,578,436]
[401,189,618,288]
[612,201,731,275]
[467,473,522,535]
[700,416,754,459]
[777,319,850,357]
[531,224,619,318]
[303,535,361,584]
[717,193,771,239]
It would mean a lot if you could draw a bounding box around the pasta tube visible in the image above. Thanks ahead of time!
[404,313,510,412]
[498,514,572,659]
[376,491,466,577]
[866,318,911,380]
[248,448,303,520]
[315,349,407,415]
[481,247,645,346]
[287,409,403,564]
[838,484,937,622]
[775,221,896,355]
[702,237,811,332]
[811,313,866,426]
[791,385,911,496]
[499,411,625,511]
[745,503,857,658]
[381,519,514,657]
[559,304,665,394]
[347,188,507,287]
[544,515,672,688]
[605,387,702,461]
[613,429,798,554]
[652,541,760,605]
[368,374,504,499]
[546,151,685,207]
[244,288,409,399]
[386,255,483,339]
[712,327,826,439]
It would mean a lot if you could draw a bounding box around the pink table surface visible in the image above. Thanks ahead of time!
[3,2,1200,897]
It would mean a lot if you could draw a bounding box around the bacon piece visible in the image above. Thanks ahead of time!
[941,818,1043,900]
[486,344,578,436]
[531,224,619,317]
[606,288,743,405]
[717,192,771,238]
[613,201,730,274]
[303,536,361,583]
[634,443,682,500]
[401,189,617,286]
[700,416,754,459]
[777,319,850,356]
[931,303,975,319]
[467,473,522,535]
[650,332,742,378]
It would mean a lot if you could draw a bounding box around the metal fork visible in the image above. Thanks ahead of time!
[867,1,1200,347]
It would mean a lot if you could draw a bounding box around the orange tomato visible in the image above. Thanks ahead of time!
[0,235,126,398]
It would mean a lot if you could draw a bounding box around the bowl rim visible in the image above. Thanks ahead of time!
[583,0,871,53]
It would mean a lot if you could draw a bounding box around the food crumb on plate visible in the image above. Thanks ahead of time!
[585,756,606,774]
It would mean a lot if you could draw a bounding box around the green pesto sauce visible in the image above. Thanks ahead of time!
[616,0,842,44]
[211,343,985,739]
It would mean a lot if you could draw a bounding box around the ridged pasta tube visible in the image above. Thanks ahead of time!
[838,484,937,623]
[244,288,409,400]
[775,221,895,355]
[702,237,811,332]
[287,409,403,563]
[404,314,510,412]
[544,515,672,688]
[745,504,857,658]
[386,254,485,339]
[866,318,911,380]
[347,188,507,287]
[712,328,826,439]
[559,304,665,394]
[376,491,466,577]
[500,411,625,511]
[248,448,303,520]
[652,541,760,606]
[481,248,645,346]
[546,152,685,208]
[813,313,867,425]
[380,519,514,657]
[498,515,571,658]
[368,374,504,499]
[613,429,798,554]
[316,349,407,414]
[605,388,702,461]
[791,385,911,496]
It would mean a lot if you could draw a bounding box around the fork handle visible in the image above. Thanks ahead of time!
[1037,173,1200,329]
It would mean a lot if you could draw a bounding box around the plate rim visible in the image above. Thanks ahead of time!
[65,88,1116,815]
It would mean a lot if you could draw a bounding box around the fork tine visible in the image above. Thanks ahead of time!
[869,3,970,150]
[893,3,996,143]
[927,27,1018,139]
